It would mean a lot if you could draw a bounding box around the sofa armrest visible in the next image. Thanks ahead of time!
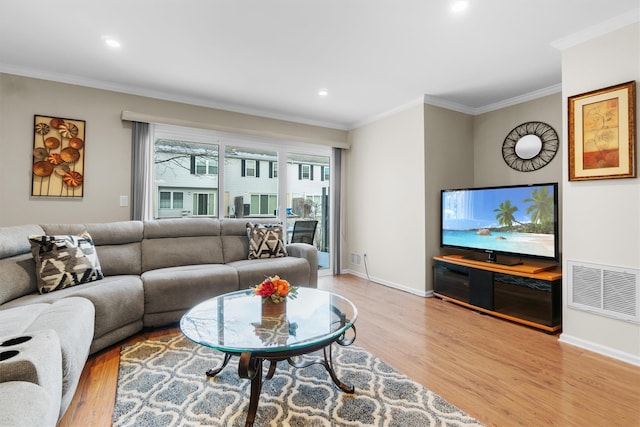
[0,381,57,427]
[285,243,318,287]
[0,329,62,424]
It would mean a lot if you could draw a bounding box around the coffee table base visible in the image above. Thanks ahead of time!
[206,325,357,427]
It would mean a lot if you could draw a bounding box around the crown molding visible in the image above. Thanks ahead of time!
[0,64,349,131]
[348,97,425,129]
[551,8,640,51]
[422,96,477,115]
[422,83,562,117]
[472,84,562,115]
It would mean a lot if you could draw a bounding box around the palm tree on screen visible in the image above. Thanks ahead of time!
[494,200,519,229]
[523,187,554,232]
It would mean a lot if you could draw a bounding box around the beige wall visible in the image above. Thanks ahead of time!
[344,104,427,295]
[424,105,474,290]
[559,23,640,364]
[473,94,564,260]
[0,73,347,226]
[474,93,563,188]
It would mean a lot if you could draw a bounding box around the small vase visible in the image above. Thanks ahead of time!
[262,298,286,316]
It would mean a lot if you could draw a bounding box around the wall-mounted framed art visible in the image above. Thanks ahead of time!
[32,115,86,197]
[568,81,636,181]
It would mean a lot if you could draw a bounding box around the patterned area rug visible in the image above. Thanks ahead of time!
[113,334,483,427]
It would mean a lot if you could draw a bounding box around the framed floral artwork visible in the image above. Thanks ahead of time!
[568,81,636,181]
[32,115,86,197]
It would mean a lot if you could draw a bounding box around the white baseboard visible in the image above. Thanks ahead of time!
[559,333,640,366]
[341,269,432,298]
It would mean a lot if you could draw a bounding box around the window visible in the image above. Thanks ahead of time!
[322,166,330,181]
[150,125,332,271]
[299,164,312,180]
[154,137,218,218]
[242,159,258,177]
[173,192,184,208]
[250,194,277,215]
[194,157,218,175]
[226,146,276,218]
[159,191,171,208]
[158,191,184,209]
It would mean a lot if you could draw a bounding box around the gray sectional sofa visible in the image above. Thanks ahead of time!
[0,217,317,427]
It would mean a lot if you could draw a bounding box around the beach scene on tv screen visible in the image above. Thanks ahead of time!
[442,185,556,258]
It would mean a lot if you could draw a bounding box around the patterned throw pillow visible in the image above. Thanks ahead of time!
[246,222,288,260]
[29,231,104,294]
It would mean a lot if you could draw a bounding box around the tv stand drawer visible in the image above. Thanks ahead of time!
[433,257,562,332]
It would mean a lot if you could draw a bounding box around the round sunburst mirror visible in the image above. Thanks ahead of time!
[502,121,559,172]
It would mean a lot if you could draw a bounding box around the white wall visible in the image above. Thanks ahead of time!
[559,23,640,365]
[0,73,347,226]
[345,104,427,295]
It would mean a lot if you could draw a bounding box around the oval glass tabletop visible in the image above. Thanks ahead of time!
[180,287,357,354]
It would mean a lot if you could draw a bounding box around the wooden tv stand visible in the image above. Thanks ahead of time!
[433,255,562,333]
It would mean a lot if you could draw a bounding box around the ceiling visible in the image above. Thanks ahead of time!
[1,1,638,130]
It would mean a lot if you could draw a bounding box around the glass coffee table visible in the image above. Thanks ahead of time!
[180,287,357,427]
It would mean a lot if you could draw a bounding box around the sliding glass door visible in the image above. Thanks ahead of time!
[286,153,330,270]
[152,125,333,272]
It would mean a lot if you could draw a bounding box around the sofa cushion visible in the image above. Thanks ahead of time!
[83,221,143,276]
[23,298,94,417]
[246,222,287,259]
[42,222,144,277]
[0,253,39,305]
[0,225,45,259]
[2,277,143,349]
[141,218,223,271]
[229,256,311,289]
[141,264,239,326]
[29,232,103,293]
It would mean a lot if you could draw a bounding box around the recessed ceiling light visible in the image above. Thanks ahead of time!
[102,36,121,48]
[318,89,329,97]
[451,0,469,13]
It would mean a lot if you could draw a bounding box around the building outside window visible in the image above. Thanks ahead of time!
[322,166,330,181]
[250,194,277,215]
[300,164,311,180]
[226,146,276,218]
[193,192,216,216]
[158,189,187,216]
[152,125,332,271]
[195,157,218,175]
[154,137,219,218]
[242,159,257,177]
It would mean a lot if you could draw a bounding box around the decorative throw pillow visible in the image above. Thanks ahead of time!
[246,222,288,260]
[29,231,104,294]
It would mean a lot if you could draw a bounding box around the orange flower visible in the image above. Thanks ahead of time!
[273,278,290,297]
[251,275,298,302]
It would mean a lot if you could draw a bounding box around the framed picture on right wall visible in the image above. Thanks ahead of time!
[568,80,636,181]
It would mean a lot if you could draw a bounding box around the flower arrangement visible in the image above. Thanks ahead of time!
[252,275,298,304]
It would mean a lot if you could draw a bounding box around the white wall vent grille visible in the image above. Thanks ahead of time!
[568,260,639,323]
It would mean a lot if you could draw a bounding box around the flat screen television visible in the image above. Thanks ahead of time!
[440,182,559,265]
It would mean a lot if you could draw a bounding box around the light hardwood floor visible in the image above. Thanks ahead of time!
[59,274,640,427]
